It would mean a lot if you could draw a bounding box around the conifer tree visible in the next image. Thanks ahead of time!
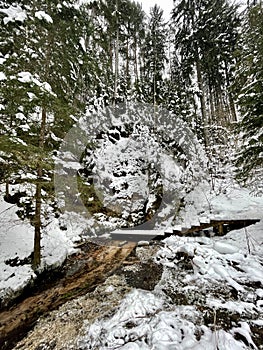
[234,3,263,193]
[142,5,167,105]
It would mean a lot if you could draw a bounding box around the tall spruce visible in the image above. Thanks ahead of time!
[234,3,263,193]
[142,5,167,105]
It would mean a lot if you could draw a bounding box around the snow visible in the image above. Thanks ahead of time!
[15,112,25,120]
[0,174,262,349]
[0,186,35,300]
[0,71,6,81]
[17,71,36,83]
[76,0,93,6]
[35,11,53,24]
[79,37,86,52]
[54,103,207,231]
[213,241,240,254]
[209,187,263,219]
[180,180,263,232]
[156,225,263,293]
[16,71,56,96]
[207,298,257,315]
[231,322,257,349]
[2,176,262,305]
[0,100,262,347]
[78,289,257,349]
[0,57,6,65]
[0,5,27,24]
[72,174,263,348]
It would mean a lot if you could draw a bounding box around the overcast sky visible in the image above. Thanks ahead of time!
[140,0,174,20]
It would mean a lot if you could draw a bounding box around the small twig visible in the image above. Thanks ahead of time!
[203,192,212,213]
[244,227,251,254]
[0,204,16,215]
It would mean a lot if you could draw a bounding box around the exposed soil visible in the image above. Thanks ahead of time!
[0,240,136,350]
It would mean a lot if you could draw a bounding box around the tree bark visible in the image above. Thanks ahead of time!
[134,38,139,83]
[33,107,47,270]
[5,180,9,198]
[196,56,209,148]
[33,180,42,269]
[113,0,119,105]
[224,60,237,122]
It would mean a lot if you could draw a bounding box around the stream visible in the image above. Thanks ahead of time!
[0,241,136,350]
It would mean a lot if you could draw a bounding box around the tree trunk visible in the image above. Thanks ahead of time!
[33,180,42,269]
[5,180,9,198]
[113,1,119,105]
[33,107,47,270]
[125,25,130,89]
[208,83,215,125]
[196,57,209,148]
[224,60,237,122]
[134,38,139,83]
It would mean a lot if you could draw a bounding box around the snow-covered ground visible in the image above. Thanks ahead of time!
[0,184,82,304]
[0,178,263,348]
[0,185,35,301]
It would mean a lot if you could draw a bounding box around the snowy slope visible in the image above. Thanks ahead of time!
[0,185,35,301]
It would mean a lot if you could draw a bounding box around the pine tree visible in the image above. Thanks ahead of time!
[234,4,263,193]
[141,5,167,105]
